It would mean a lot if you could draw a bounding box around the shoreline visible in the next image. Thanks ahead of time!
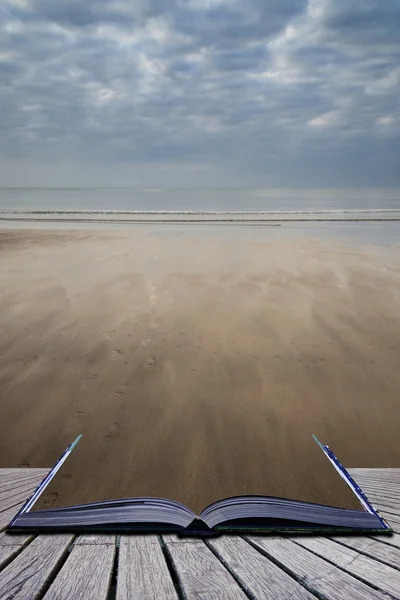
[2,208,400,224]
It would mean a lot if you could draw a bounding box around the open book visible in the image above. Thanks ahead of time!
[8,435,391,535]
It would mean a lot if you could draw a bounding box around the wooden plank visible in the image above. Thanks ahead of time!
[0,495,29,518]
[43,542,115,600]
[163,534,202,544]
[296,537,400,598]
[331,536,400,570]
[349,468,400,477]
[0,532,32,547]
[164,537,248,599]
[0,469,46,479]
[208,536,316,599]
[0,534,32,570]
[351,488,400,501]
[385,520,400,534]
[0,474,45,491]
[117,536,178,600]
[350,474,400,488]
[0,469,48,479]
[368,502,400,517]
[0,481,38,502]
[0,472,47,488]
[372,532,400,549]
[75,534,116,545]
[362,491,400,505]
[0,502,27,531]
[0,485,37,512]
[0,534,73,600]
[376,510,400,525]
[247,536,388,600]
[355,481,400,493]
[354,485,400,500]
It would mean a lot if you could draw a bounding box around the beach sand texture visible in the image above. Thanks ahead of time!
[0,227,400,513]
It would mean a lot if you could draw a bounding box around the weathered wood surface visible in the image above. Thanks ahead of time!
[296,536,400,598]
[43,542,115,600]
[207,535,316,599]
[0,484,39,513]
[117,535,178,599]
[0,532,32,570]
[0,535,73,600]
[331,535,400,569]
[0,470,47,525]
[0,468,400,599]
[373,531,400,548]
[247,536,390,600]
[164,538,248,599]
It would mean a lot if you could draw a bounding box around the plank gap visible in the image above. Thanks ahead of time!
[291,538,397,597]
[245,537,330,600]
[0,534,36,573]
[26,535,77,600]
[330,537,400,573]
[106,538,119,600]
[204,537,261,600]
[0,497,28,516]
[159,535,189,600]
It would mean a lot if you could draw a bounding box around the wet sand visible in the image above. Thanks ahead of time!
[0,226,400,513]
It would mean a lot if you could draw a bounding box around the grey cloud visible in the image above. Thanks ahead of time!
[0,0,399,185]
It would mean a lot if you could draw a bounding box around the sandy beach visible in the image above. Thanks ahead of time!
[1,225,400,513]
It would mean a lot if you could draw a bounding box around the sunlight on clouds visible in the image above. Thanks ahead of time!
[308,111,341,128]
[377,116,394,126]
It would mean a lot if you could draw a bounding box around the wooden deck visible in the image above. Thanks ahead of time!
[0,468,399,599]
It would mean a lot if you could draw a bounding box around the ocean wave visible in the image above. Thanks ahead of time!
[2,208,400,215]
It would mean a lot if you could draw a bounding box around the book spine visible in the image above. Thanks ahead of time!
[8,434,82,527]
[313,435,390,531]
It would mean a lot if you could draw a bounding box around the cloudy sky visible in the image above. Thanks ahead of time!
[0,0,399,186]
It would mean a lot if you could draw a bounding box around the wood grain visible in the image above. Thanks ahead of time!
[0,469,48,476]
[372,532,400,549]
[117,535,178,600]
[43,542,115,600]
[296,537,400,598]
[165,538,247,599]
[0,502,27,531]
[247,536,388,600]
[0,476,42,493]
[208,535,316,599]
[75,534,116,545]
[360,498,400,514]
[0,485,37,512]
[0,532,32,547]
[331,535,400,569]
[0,532,32,570]
[0,534,73,600]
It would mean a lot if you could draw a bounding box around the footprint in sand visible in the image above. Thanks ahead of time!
[103,422,120,443]
[111,349,124,359]
[74,411,85,417]
[141,339,152,347]
[82,374,99,390]
[144,357,157,369]
[113,386,125,398]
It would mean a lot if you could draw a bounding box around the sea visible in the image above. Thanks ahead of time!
[1,187,400,245]
[0,187,399,213]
